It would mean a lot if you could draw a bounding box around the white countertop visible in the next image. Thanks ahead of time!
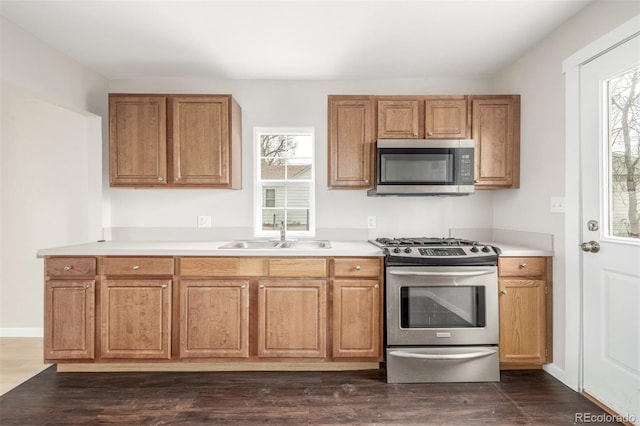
[36,239,552,258]
[36,240,384,257]
[490,242,553,257]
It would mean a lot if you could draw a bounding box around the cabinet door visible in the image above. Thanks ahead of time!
[499,278,546,366]
[332,280,381,359]
[257,280,326,358]
[471,96,520,188]
[44,280,95,361]
[179,280,249,358]
[109,95,167,186]
[100,279,172,359]
[328,97,375,189]
[425,97,468,139]
[378,99,420,139]
[171,96,231,186]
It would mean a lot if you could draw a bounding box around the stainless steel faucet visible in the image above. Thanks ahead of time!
[279,220,286,242]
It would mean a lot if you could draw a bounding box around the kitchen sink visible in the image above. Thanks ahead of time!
[219,240,281,249]
[278,240,331,249]
[219,240,331,249]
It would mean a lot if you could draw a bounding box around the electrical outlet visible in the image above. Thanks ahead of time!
[550,197,565,214]
[367,216,377,229]
[197,215,212,228]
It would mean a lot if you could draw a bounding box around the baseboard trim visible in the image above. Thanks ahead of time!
[0,328,44,337]
[57,362,381,373]
[583,391,636,426]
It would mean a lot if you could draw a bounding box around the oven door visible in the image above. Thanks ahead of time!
[386,266,498,346]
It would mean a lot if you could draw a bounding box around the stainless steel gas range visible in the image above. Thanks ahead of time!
[370,237,501,384]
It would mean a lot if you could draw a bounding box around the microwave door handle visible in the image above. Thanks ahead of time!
[388,270,494,277]
[389,348,497,361]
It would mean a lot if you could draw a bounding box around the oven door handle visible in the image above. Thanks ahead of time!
[389,348,497,360]
[388,270,494,277]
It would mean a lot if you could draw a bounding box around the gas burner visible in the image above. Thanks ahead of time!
[372,237,479,247]
[369,236,500,266]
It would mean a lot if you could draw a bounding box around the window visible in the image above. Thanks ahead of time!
[255,127,314,238]
[607,66,640,240]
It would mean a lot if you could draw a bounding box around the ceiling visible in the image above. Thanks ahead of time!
[0,0,592,80]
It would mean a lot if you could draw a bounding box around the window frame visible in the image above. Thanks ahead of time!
[254,127,315,239]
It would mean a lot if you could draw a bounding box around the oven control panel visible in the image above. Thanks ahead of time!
[418,248,466,256]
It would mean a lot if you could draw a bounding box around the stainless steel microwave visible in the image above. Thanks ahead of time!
[367,139,475,196]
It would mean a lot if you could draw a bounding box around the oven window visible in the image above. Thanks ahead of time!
[380,153,453,183]
[400,286,486,328]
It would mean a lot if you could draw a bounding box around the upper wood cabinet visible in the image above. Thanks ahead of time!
[109,95,167,186]
[109,93,241,189]
[377,96,469,139]
[470,95,520,189]
[328,96,375,189]
[425,97,469,139]
[378,99,420,139]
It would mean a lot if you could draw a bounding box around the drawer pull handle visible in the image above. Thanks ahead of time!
[63,266,72,271]
[133,265,140,270]
[519,263,527,269]
[355,265,361,271]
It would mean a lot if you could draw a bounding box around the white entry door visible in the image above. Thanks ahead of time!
[580,34,640,423]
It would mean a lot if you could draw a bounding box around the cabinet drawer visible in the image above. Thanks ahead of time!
[499,257,546,277]
[178,257,267,277]
[103,257,174,276]
[46,257,96,277]
[268,258,327,278]
[333,258,381,277]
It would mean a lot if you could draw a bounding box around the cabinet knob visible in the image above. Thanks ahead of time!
[259,284,265,289]
[158,177,164,181]
[174,177,179,182]
[374,284,379,289]
[63,265,73,271]
[500,289,507,295]
[241,284,247,289]
[519,263,528,269]
[428,131,433,136]
[355,265,361,271]
[161,284,168,289]
[133,265,140,270]
[85,283,91,289]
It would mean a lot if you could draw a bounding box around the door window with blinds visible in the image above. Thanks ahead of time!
[255,128,315,238]
[607,66,639,241]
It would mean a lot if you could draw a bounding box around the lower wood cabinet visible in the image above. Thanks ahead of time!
[44,280,95,361]
[498,256,552,369]
[44,257,96,362]
[179,279,249,358]
[100,279,172,359]
[43,255,384,368]
[258,280,327,358]
[332,279,381,358]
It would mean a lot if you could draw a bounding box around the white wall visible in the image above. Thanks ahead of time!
[492,0,640,386]
[0,18,108,335]
[108,77,496,238]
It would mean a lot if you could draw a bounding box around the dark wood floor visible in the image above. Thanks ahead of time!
[0,367,619,425]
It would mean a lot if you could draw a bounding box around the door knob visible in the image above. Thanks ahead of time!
[581,241,600,253]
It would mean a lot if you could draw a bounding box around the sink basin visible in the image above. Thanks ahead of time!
[219,240,281,249]
[278,240,331,249]
[219,240,331,249]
